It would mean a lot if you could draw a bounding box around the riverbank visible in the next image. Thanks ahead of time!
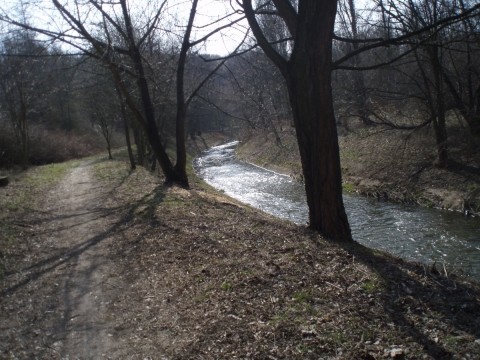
[1,144,480,358]
[237,125,480,216]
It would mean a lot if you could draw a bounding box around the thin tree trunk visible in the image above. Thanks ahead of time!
[124,119,136,170]
[430,43,449,168]
[106,130,113,160]
[134,127,146,166]
[173,0,199,189]
[443,71,480,138]
[19,91,29,169]
[347,0,371,126]
[116,86,136,170]
[120,0,180,185]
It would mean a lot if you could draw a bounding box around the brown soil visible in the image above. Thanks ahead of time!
[1,142,480,359]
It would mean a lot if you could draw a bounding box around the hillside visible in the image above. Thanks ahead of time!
[237,125,480,216]
[1,144,480,359]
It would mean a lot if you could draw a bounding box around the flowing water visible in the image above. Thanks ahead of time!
[194,141,480,279]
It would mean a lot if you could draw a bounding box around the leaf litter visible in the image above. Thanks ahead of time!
[1,154,479,359]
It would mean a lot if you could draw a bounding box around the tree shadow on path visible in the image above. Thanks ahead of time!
[1,182,167,298]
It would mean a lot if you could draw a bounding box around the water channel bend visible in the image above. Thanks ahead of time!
[194,141,480,279]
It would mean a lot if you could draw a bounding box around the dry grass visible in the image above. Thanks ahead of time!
[339,125,480,214]
[93,153,480,359]
[1,142,479,359]
[0,123,108,168]
[238,124,480,215]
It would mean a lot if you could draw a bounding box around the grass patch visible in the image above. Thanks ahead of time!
[220,280,233,291]
[342,181,355,193]
[292,290,314,304]
[0,159,79,216]
[23,161,79,188]
[361,279,381,293]
[340,148,357,161]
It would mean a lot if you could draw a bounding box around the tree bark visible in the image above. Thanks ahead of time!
[19,89,29,169]
[430,43,449,168]
[119,0,182,186]
[243,0,352,241]
[124,118,136,170]
[116,85,136,170]
[173,0,199,189]
[288,0,351,241]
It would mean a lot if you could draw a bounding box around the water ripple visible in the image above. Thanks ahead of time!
[194,143,480,279]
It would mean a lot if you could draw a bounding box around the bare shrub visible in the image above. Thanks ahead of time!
[28,126,104,165]
[0,121,106,168]
[0,122,21,167]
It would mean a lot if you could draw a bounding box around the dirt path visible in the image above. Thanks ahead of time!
[1,161,123,359]
[3,155,480,358]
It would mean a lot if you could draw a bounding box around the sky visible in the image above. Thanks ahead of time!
[1,0,377,56]
[174,0,248,55]
[0,0,248,56]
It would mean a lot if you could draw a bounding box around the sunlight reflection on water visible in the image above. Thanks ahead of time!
[195,141,480,279]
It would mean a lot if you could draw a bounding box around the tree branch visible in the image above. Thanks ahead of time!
[138,0,168,47]
[190,16,246,47]
[333,3,480,67]
[186,30,249,107]
[240,0,288,77]
[271,0,297,37]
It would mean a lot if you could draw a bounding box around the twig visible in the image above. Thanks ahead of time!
[325,281,343,291]
[442,262,449,279]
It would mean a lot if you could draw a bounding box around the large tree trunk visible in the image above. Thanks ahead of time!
[287,0,351,241]
[133,125,146,166]
[243,0,352,242]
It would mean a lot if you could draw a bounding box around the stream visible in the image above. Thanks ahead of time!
[194,141,480,279]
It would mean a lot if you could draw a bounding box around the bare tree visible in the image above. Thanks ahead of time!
[1,0,242,186]
[443,0,480,138]
[242,0,352,241]
[371,0,479,167]
[337,0,372,125]
[81,66,118,160]
[240,0,480,240]
[0,29,47,168]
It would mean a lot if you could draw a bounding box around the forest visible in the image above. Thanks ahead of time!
[2,1,480,358]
